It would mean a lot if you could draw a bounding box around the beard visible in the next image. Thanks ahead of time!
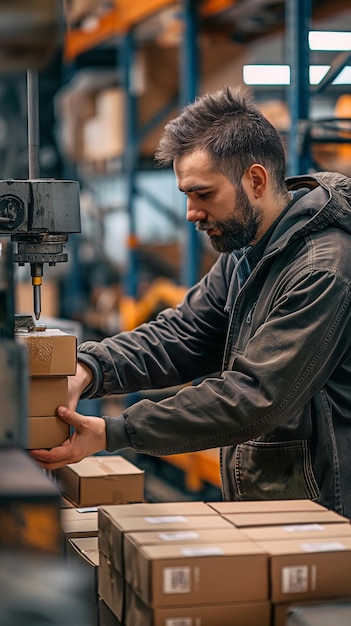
[196,184,262,253]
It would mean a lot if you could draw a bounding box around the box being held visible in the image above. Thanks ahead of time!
[28,376,68,417]
[16,329,77,376]
[27,416,70,450]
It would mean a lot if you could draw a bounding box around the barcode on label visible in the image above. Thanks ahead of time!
[165,619,193,626]
[163,567,191,594]
[282,565,309,593]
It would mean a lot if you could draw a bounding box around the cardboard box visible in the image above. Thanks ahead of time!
[124,527,248,560]
[99,508,235,576]
[207,500,328,515]
[60,507,99,548]
[56,455,145,507]
[27,416,70,449]
[28,376,69,417]
[124,528,250,599]
[61,496,76,508]
[222,510,349,528]
[83,88,125,162]
[98,501,216,517]
[124,583,271,626]
[257,536,351,604]
[99,598,123,626]
[125,541,269,607]
[241,523,351,543]
[66,537,99,607]
[99,549,125,622]
[16,329,77,376]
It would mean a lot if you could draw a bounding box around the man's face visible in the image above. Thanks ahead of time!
[174,150,262,253]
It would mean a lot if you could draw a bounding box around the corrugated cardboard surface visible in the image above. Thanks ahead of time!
[16,329,77,376]
[222,510,349,528]
[27,416,70,449]
[241,523,351,542]
[60,507,98,548]
[99,549,125,622]
[257,536,351,603]
[124,584,271,626]
[207,500,328,515]
[28,376,68,417]
[66,537,99,606]
[61,507,98,524]
[98,509,235,576]
[126,541,269,607]
[99,501,216,517]
[124,526,248,555]
[99,598,123,626]
[56,456,145,506]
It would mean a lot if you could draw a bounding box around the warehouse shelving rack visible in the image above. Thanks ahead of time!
[286,0,351,175]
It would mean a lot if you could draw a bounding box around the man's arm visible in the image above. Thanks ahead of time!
[74,255,230,399]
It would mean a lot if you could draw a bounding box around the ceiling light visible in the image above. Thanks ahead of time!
[243,65,351,85]
[243,65,290,85]
[309,31,351,51]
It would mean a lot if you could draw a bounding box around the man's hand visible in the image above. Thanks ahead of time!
[68,362,94,410]
[29,406,106,470]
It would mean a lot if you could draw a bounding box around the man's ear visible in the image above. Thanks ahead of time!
[242,164,268,199]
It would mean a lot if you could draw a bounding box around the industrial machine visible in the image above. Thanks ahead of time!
[0,69,81,322]
[0,1,81,568]
[0,66,81,448]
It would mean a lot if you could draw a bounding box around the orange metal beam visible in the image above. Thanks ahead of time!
[199,0,237,18]
[64,11,125,62]
[115,0,178,28]
[160,449,221,492]
[64,0,178,62]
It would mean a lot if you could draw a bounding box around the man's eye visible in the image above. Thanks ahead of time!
[198,192,210,199]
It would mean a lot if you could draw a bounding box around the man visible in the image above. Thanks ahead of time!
[31,86,351,517]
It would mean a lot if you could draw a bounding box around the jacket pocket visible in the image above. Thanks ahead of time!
[234,439,320,500]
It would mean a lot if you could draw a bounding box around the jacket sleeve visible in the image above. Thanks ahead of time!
[118,263,351,455]
[77,254,231,398]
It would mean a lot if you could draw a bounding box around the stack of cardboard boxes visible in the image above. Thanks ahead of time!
[65,498,351,626]
[59,456,145,624]
[16,328,77,449]
[19,330,351,624]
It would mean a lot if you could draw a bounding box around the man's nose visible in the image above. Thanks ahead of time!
[186,198,206,223]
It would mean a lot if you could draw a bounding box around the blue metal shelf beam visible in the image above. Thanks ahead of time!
[180,0,200,287]
[286,0,312,176]
[121,0,202,298]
